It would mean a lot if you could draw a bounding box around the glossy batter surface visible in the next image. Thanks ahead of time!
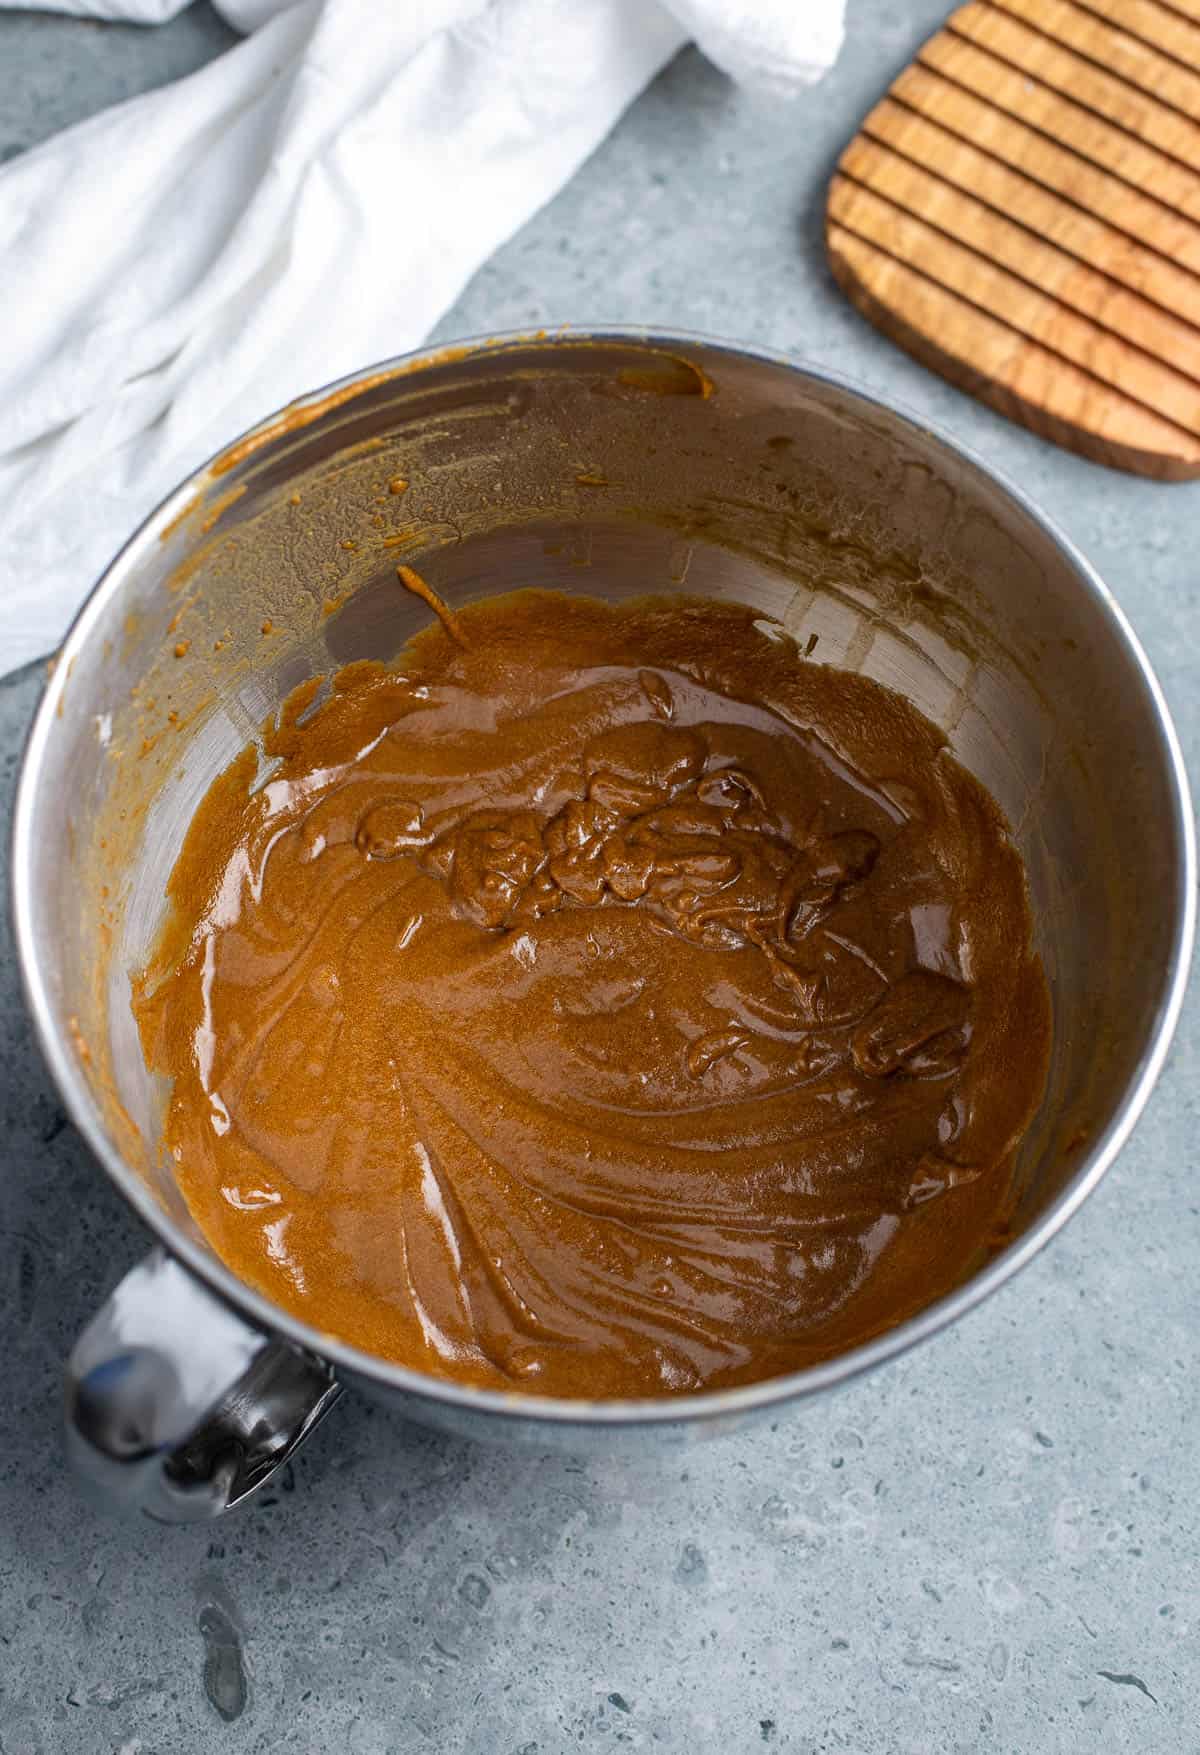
[135,591,1050,1397]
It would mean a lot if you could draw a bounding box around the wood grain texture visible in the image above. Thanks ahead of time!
[826,0,1200,476]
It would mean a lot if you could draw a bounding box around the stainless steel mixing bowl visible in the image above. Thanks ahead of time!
[12,330,1194,1520]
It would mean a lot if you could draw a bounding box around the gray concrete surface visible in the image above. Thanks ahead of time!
[1,2,1197,1750]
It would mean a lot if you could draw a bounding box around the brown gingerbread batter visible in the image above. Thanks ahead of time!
[135,589,1050,1398]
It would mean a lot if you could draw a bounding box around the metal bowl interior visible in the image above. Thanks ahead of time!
[13,331,1194,1443]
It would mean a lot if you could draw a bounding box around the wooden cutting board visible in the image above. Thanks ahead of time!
[826,0,1200,478]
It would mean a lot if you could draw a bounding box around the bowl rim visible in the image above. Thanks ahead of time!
[12,324,1196,1427]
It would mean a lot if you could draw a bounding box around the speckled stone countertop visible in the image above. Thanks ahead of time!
[0,5,1196,1751]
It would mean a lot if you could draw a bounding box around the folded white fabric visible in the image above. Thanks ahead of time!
[0,0,844,672]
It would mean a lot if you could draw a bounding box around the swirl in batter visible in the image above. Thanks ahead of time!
[135,590,1050,1397]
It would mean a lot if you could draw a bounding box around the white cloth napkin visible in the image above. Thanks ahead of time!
[0,0,844,673]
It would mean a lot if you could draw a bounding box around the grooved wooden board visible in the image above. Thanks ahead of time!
[826,0,1200,478]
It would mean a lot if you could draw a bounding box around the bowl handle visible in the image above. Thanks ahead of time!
[65,1248,341,1521]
